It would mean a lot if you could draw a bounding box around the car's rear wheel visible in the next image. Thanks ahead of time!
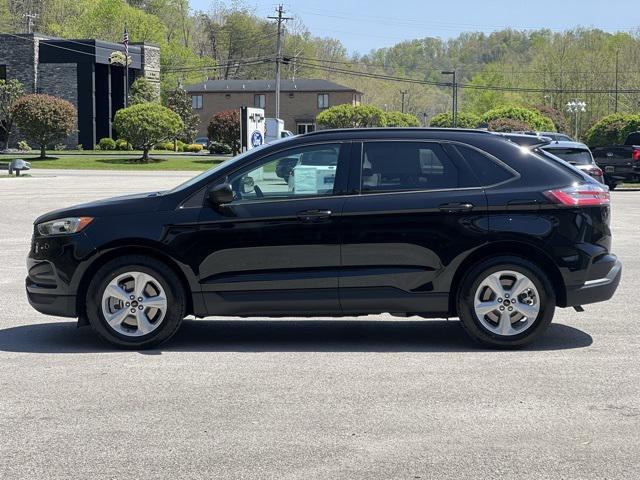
[86,255,186,349]
[457,256,555,348]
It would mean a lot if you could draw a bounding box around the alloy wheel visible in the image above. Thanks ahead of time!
[473,270,541,336]
[101,271,167,337]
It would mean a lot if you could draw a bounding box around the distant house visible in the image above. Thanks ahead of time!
[0,33,160,149]
[185,79,363,136]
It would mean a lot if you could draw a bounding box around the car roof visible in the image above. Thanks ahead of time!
[541,141,590,150]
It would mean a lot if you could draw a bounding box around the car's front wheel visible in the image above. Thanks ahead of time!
[457,256,555,348]
[86,255,186,349]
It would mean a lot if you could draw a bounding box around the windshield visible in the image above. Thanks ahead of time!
[543,148,593,165]
[166,142,275,193]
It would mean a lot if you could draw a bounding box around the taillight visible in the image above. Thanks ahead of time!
[545,183,610,207]
[632,148,640,161]
[586,166,603,177]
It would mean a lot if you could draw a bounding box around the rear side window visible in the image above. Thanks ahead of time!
[361,141,476,193]
[454,144,516,186]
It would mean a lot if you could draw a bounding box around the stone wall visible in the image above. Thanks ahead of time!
[38,63,79,148]
[0,33,41,93]
[138,43,161,98]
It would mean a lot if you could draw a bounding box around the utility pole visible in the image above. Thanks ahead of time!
[24,12,38,34]
[268,5,291,120]
[441,70,457,127]
[400,90,408,113]
[614,49,620,113]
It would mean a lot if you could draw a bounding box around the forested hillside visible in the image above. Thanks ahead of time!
[3,0,640,131]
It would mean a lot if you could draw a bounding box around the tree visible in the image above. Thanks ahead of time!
[166,84,199,143]
[113,103,183,162]
[0,79,25,149]
[207,110,240,154]
[481,106,556,132]
[429,112,481,129]
[533,104,570,133]
[486,118,531,132]
[11,94,76,159]
[129,77,159,105]
[317,104,387,129]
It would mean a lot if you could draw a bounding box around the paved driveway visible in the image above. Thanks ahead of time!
[1,170,638,479]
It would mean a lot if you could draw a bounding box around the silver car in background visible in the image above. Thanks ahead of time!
[540,141,604,184]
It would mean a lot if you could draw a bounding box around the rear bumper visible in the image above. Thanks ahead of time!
[26,278,77,318]
[564,258,622,307]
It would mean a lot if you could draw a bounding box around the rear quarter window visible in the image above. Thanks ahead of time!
[454,144,516,186]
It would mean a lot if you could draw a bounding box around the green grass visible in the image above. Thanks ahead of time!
[0,153,229,171]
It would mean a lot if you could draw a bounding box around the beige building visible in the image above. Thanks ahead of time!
[185,79,362,136]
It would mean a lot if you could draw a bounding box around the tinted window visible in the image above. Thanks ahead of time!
[228,144,341,202]
[361,142,474,193]
[455,145,515,185]
[544,148,593,165]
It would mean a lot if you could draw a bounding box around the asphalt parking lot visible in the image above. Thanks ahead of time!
[1,170,639,479]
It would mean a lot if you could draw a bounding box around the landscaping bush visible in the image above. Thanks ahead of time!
[208,141,232,154]
[11,94,77,158]
[584,113,640,147]
[185,143,203,153]
[487,118,531,132]
[429,112,481,129]
[113,103,183,162]
[533,104,569,133]
[208,110,240,154]
[76,144,83,151]
[384,111,421,127]
[115,139,132,150]
[316,104,388,129]
[98,137,116,150]
[481,106,555,132]
[17,140,31,151]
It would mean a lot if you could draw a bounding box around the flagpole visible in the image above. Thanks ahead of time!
[123,25,129,108]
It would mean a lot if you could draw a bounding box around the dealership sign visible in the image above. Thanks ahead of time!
[240,107,266,152]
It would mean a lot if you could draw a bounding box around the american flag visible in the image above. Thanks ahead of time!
[123,26,129,57]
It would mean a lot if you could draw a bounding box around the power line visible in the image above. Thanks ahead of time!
[268,5,292,120]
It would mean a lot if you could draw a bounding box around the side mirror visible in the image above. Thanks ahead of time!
[207,183,234,206]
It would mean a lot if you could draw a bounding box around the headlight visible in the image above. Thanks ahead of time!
[37,217,94,236]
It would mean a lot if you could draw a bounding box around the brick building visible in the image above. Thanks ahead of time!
[185,79,362,136]
[0,33,160,149]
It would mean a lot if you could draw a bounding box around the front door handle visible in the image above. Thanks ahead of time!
[297,209,332,222]
[438,202,474,212]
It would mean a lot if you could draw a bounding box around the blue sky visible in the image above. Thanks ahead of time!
[189,0,638,54]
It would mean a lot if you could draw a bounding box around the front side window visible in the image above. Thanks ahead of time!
[317,93,329,109]
[227,144,342,202]
[360,141,475,193]
[191,95,203,109]
[254,94,266,108]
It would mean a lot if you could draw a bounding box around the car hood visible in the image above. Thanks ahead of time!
[34,191,165,224]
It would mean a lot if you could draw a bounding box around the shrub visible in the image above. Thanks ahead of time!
[208,141,232,154]
[11,94,77,158]
[115,138,132,150]
[113,103,183,162]
[98,137,116,150]
[0,79,25,149]
[166,85,199,143]
[481,106,555,132]
[185,143,203,153]
[17,140,31,151]
[208,110,241,154]
[584,113,640,147]
[383,111,421,127]
[429,112,481,129]
[533,104,569,133]
[128,77,159,105]
[76,144,83,151]
[54,143,67,151]
[487,118,531,132]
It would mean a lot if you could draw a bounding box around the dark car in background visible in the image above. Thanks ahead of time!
[592,132,640,189]
[27,128,620,350]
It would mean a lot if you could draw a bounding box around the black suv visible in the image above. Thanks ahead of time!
[27,129,621,349]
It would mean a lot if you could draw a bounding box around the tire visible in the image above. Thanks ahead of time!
[456,256,555,349]
[86,255,186,349]
[607,182,617,191]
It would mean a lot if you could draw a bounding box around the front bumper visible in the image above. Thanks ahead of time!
[26,278,77,317]
[564,258,622,307]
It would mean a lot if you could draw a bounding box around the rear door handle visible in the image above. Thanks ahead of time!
[297,209,332,221]
[438,202,474,212]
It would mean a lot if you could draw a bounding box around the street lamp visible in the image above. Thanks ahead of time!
[566,100,586,140]
[441,70,457,128]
